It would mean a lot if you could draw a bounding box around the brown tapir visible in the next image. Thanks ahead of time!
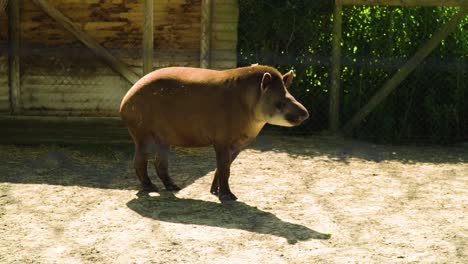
[120,64,309,202]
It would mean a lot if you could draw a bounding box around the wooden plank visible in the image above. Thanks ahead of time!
[211,40,236,50]
[212,22,237,32]
[213,2,239,14]
[213,31,237,41]
[212,12,238,23]
[0,0,6,16]
[82,22,129,31]
[329,1,343,134]
[154,60,199,68]
[19,109,120,117]
[200,0,212,68]
[211,50,237,61]
[31,0,140,85]
[8,0,20,114]
[338,0,468,7]
[0,115,122,124]
[0,115,130,144]
[21,91,123,101]
[211,60,236,70]
[21,102,118,111]
[342,6,468,134]
[21,79,129,91]
[142,0,153,75]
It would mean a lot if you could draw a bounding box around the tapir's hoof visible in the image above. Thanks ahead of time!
[210,188,219,196]
[165,184,181,192]
[219,193,238,203]
[141,183,159,192]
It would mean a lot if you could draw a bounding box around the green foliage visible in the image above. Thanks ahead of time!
[238,1,467,144]
[238,0,334,134]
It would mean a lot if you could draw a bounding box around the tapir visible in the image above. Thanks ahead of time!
[119,64,309,202]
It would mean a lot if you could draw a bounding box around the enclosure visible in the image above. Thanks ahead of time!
[1,0,466,144]
[1,0,468,263]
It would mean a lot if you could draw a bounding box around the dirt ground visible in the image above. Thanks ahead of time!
[0,136,467,263]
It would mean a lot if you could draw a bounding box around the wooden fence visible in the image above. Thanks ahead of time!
[0,0,239,143]
[0,0,238,117]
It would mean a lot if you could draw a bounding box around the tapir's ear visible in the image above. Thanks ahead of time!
[261,72,272,93]
[282,70,294,87]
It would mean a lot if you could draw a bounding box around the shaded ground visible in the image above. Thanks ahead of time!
[0,136,467,263]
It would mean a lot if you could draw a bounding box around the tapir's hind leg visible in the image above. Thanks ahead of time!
[128,129,159,192]
[154,143,180,191]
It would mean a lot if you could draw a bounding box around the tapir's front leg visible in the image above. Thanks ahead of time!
[214,145,236,202]
[211,148,240,197]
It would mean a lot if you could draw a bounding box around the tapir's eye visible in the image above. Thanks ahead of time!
[275,101,286,110]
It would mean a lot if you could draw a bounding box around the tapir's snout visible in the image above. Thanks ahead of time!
[285,103,309,126]
[298,105,309,122]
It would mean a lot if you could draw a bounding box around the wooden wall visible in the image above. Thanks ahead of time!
[0,0,239,117]
[211,0,238,69]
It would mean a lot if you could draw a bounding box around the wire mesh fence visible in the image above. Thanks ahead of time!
[238,1,334,137]
[17,2,141,116]
[7,1,205,117]
[237,0,467,144]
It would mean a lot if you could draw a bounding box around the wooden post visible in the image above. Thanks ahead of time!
[200,0,212,68]
[142,0,154,75]
[329,0,343,133]
[342,6,468,134]
[31,0,140,85]
[8,0,20,114]
[1,0,8,16]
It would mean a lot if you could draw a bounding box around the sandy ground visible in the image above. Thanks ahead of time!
[0,136,467,263]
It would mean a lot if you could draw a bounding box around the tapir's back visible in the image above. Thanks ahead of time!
[120,67,251,147]
[120,67,227,113]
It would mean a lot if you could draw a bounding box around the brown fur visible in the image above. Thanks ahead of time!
[120,65,308,202]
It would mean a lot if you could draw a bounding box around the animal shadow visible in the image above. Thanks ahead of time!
[127,191,331,244]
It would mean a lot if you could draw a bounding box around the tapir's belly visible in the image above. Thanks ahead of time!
[149,116,214,147]
[125,88,223,147]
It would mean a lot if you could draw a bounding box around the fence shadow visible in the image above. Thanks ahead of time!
[0,144,216,191]
[251,135,468,164]
[1,135,465,190]
[127,191,331,244]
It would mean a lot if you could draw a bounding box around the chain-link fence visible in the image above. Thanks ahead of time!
[238,0,467,145]
[5,1,210,117]
[238,1,334,137]
[17,1,141,116]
